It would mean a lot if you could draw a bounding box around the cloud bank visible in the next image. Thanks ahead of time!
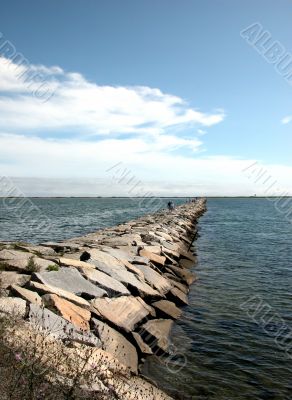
[1,56,291,196]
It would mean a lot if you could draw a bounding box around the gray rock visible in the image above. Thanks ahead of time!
[10,284,42,306]
[179,258,196,269]
[40,242,80,252]
[138,319,174,354]
[132,331,153,355]
[0,297,27,317]
[131,256,150,265]
[78,266,130,296]
[168,279,189,294]
[28,281,90,309]
[0,249,58,273]
[92,319,138,373]
[134,264,172,295]
[166,265,195,285]
[15,245,57,257]
[0,249,32,272]
[29,304,100,347]
[152,300,182,320]
[34,268,107,299]
[91,296,150,332]
[89,258,160,298]
[0,271,31,289]
[168,287,189,306]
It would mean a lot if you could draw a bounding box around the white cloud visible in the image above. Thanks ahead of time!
[281,116,292,125]
[0,56,224,137]
[1,133,292,196]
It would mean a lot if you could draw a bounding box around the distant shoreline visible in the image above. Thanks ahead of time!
[0,196,291,199]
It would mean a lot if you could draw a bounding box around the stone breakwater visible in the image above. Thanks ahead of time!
[0,198,206,399]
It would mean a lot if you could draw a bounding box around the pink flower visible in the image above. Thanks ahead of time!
[15,352,22,361]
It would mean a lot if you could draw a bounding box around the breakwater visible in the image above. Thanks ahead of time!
[0,198,206,399]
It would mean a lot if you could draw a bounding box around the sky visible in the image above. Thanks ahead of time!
[0,0,292,196]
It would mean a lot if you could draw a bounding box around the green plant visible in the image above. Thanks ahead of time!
[46,265,59,272]
[26,257,40,273]
[0,311,130,400]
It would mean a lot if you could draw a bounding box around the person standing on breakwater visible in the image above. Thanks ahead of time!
[167,201,175,211]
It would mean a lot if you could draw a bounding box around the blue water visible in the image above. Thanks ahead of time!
[0,197,187,243]
[143,198,292,400]
[1,197,291,399]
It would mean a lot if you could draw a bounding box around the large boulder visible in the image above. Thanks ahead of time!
[42,294,91,331]
[0,249,58,273]
[77,265,130,297]
[179,258,195,269]
[88,257,160,298]
[0,297,26,317]
[155,231,173,242]
[0,271,31,289]
[10,284,42,306]
[168,287,189,306]
[28,281,90,309]
[101,234,144,247]
[139,249,166,266]
[92,319,138,373]
[137,319,174,354]
[152,300,182,320]
[91,296,150,332]
[33,268,107,299]
[29,304,100,346]
[166,265,195,285]
[14,245,57,257]
[134,264,172,295]
[132,332,153,355]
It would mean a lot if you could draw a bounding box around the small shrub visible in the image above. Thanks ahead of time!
[46,264,59,272]
[26,256,40,273]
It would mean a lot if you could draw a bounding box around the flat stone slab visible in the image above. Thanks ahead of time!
[134,264,172,295]
[155,231,173,241]
[34,268,107,299]
[91,296,150,332]
[89,258,160,298]
[77,264,130,297]
[0,249,34,272]
[141,245,162,255]
[28,281,90,309]
[92,319,138,373]
[168,278,189,294]
[152,300,182,320]
[166,265,195,285]
[132,331,153,355]
[42,294,91,331]
[168,287,189,306]
[102,234,144,246]
[179,258,195,269]
[0,297,27,317]
[29,304,100,347]
[0,249,58,273]
[87,248,126,268]
[139,249,166,266]
[15,245,57,257]
[161,241,180,252]
[40,242,80,252]
[0,271,31,289]
[10,284,42,306]
[179,249,197,262]
[59,257,93,269]
[139,319,174,354]
[131,256,150,265]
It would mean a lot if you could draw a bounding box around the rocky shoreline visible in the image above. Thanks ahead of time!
[0,198,207,399]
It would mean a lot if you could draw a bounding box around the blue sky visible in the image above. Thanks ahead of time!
[0,0,292,196]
